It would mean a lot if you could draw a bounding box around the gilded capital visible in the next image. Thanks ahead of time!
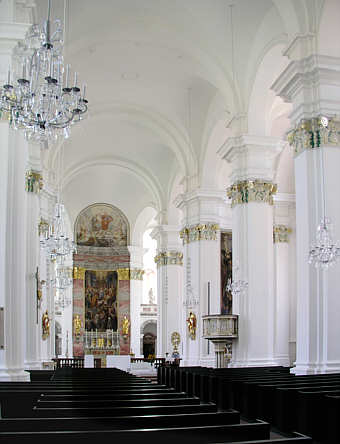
[117,268,130,280]
[227,180,277,207]
[154,251,183,266]
[130,269,144,280]
[180,223,219,244]
[273,225,291,243]
[25,170,43,193]
[73,267,86,280]
[288,116,340,156]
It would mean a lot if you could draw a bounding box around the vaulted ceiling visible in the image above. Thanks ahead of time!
[35,0,319,228]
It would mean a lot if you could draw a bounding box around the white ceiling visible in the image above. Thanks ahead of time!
[34,0,314,227]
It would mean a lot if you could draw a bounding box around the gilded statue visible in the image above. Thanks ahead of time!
[42,310,50,340]
[73,314,82,339]
[122,316,130,337]
[186,312,197,340]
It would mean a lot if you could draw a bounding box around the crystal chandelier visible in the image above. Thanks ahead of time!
[308,117,340,268]
[309,218,340,268]
[40,202,76,264]
[0,0,88,147]
[226,267,248,298]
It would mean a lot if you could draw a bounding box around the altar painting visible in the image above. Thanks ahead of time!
[221,232,232,314]
[75,203,128,247]
[85,270,118,332]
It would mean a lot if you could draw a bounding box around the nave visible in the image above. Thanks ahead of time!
[1,366,340,443]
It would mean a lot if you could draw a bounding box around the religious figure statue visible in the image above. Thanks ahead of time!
[42,310,50,340]
[186,312,196,340]
[148,288,155,305]
[122,316,130,337]
[73,315,82,341]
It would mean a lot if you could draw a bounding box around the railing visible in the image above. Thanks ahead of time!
[84,330,120,353]
[202,314,239,339]
[131,357,166,368]
[53,358,84,368]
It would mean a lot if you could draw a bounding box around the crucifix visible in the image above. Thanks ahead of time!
[35,267,45,324]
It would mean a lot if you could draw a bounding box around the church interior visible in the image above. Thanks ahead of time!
[1,0,340,442]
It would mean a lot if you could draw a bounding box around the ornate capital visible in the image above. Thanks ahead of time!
[130,269,144,280]
[227,180,277,207]
[180,223,219,244]
[73,267,86,280]
[117,268,130,280]
[288,116,340,156]
[25,170,43,193]
[38,218,49,237]
[273,225,291,243]
[154,251,183,267]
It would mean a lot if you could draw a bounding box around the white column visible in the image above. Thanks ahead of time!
[0,0,32,381]
[219,136,285,367]
[273,43,340,373]
[2,131,30,380]
[128,246,146,357]
[151,226,183,358]
[24,147,42,369]
[175,189,226,367]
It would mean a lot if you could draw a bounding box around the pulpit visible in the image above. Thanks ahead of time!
[202,314,238,368]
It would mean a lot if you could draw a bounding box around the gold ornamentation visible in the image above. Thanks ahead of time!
[42,310,50,340]
[35,267,45,306]
[287,116,340,156]
[117,268,130,280]
[227,180,277,207]
[25,170,43,193]
[73,314,82,340]
[122,315,130,338]
[38,218,49,237]
[171,331,181,356]
[130,269,144,280]
[180,223,219,244]
[154,251,183,266]
[273,225,291,243]
[73,267,86,280]
[186,312,197,340]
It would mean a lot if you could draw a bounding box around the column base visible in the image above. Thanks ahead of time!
[229,358,280,368]
[24,360,42,370]
[199,356,215,367]
[0,368,30,381]
[182,357,200,366]
[291,361,340,375]
[273,354,290,367]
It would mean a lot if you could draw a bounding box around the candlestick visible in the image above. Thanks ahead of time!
[65,64,69,88]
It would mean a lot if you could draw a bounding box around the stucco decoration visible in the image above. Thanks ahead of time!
[75,203,129,247]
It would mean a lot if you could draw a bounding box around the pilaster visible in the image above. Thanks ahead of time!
[150,226,183,358]
[24,144,42,369]
[128,246,147,357]
[175,189,226,367]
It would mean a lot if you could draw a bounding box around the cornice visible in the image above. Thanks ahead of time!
[218,134,286,163]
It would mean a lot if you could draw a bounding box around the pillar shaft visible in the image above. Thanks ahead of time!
[273,46,340,373]
[220,135,285,367]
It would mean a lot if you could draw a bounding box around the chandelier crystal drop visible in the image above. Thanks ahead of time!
[226,267,248,298]
[308,217,340,269]
[0,0,88,146]
[52,265,73,291]
[226,277,248,298]
[40,202,76,263]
